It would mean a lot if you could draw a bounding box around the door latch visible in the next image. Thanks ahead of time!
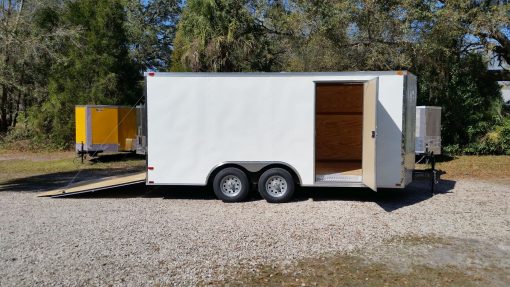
[371,131,376,138]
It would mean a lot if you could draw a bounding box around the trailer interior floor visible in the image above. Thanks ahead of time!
[315,161,362,182]
[316,161,362,175]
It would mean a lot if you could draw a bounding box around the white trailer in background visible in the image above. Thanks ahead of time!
[143,71,417,203]
[415,106,442,155]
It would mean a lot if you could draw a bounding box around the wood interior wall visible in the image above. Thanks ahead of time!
[315,83,363,161]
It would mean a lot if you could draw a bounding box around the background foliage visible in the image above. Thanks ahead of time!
[1,0,509,154]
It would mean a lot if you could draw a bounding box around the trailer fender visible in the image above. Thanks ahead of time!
[206,162,302,186]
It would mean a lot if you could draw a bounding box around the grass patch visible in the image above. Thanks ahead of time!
[0,151,145,185]
[205,235,507,287]
[204,254,490,287]
[417,155,510,181]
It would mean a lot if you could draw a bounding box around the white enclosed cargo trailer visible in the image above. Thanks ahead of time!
[145,71,417,202]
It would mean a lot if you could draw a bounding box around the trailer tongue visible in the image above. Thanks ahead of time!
[38,172,146,198]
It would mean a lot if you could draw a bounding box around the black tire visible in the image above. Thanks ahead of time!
[258,168,295,203]
[213,167,250,202]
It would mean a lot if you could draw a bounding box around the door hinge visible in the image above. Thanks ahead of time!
[371,131,376,138]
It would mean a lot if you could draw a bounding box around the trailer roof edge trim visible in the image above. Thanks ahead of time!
[143,71,413,77]
[75,105,136,108]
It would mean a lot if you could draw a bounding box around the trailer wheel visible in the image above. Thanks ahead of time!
[258,168,295,203]
[213,167,250,202]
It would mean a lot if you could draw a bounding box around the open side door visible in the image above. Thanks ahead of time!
[362,78,378,191]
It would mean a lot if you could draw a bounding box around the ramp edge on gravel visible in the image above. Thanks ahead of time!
[37,172,146,198]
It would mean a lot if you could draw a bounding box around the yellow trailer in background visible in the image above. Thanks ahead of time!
[75,105,139,156]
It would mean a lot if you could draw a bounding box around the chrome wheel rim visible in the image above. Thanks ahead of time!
[266,176,287,197]
[220,175,242,197]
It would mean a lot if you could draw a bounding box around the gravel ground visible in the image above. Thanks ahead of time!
[0,179,508,286]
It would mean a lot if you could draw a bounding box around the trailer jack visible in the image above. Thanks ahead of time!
[77,142,86,163]
[412,151,442,195]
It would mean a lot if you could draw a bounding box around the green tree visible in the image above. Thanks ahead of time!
[0,0,79,134]
[447,0,510,81]
[171,0,279,72]
[35,0,141,148]
[410,1,505,151]
[278,0,415,71]
[125,0,182,71]
[417,54,502,148]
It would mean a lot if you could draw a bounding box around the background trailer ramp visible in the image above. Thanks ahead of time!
[38,172,146,198]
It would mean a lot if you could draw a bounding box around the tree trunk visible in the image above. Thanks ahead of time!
[491,30,510,70]
[488,69,510,82]
[1,84,8,133]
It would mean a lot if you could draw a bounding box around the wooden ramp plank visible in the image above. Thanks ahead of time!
[38,172,146,198]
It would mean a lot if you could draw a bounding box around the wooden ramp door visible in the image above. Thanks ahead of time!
[38,172,146,198]
[362,78,378,191]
